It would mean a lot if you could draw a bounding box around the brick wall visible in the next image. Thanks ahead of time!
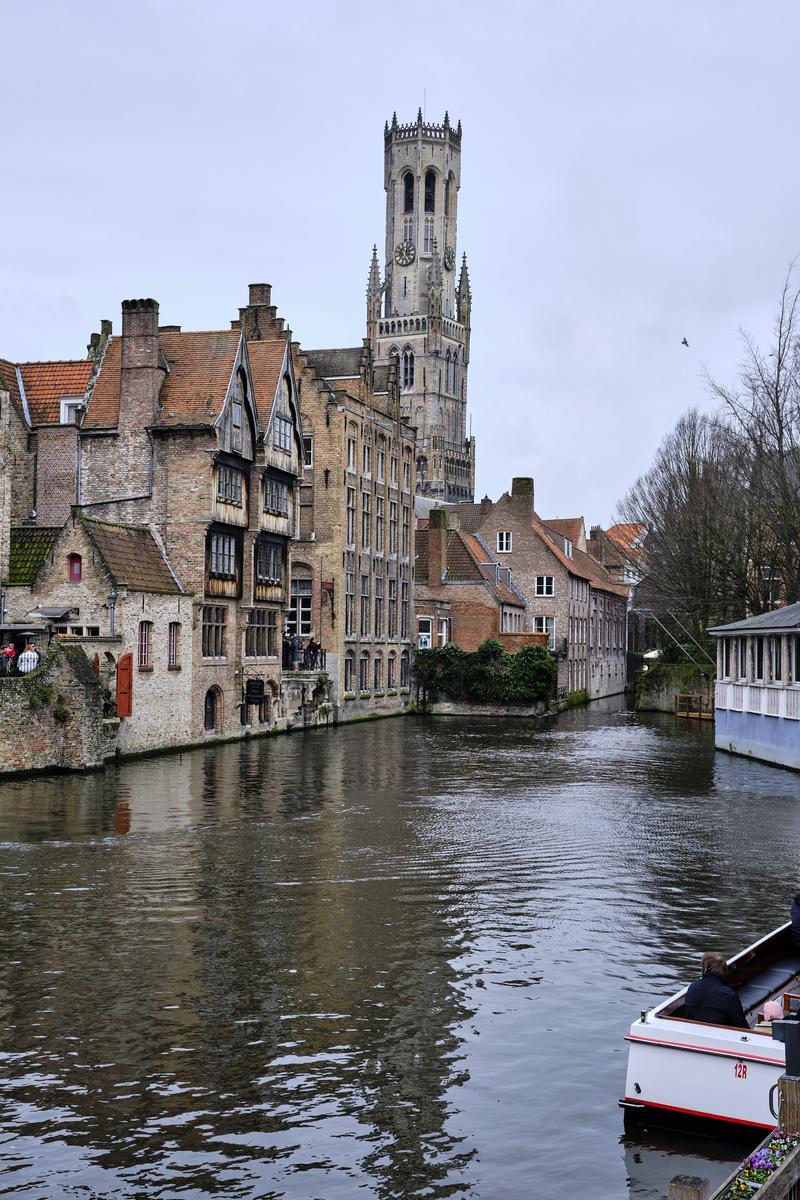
[35,426,78,524]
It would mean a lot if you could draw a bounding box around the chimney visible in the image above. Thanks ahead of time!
[121,298,159,370]
[249,283,272,306]
[511,476,534,518]
[480,494,492,515]
[87,317,113,361]
[427,508,449,587]
[240,283,277,341]
[588,525,603,562]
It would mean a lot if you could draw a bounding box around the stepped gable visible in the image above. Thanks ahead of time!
[0,359,27,425]
[81,518,182,594]
[5,527,62,585]
[84,329,241,430]
[18,360,93,426]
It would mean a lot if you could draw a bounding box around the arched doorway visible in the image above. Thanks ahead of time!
[204,687,222,732]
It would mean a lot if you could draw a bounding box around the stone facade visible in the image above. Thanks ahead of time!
[291,340,416,716]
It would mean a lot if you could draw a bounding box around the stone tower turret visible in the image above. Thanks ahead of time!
[368,110,475,502]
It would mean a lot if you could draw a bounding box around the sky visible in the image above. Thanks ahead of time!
[3,0,800,523]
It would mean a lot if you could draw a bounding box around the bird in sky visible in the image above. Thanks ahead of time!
[681,337,689,347]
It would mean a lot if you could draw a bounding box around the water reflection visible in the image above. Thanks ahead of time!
[0,705,796,1197]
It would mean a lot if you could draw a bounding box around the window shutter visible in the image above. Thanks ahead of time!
[116,652,133,718]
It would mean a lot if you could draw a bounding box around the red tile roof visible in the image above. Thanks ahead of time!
[84,331,241,430]
[17,360,94,426]
[81,518,182,593]
[606,522,645,557]
[543,517,584,546]
[247,337,289,424]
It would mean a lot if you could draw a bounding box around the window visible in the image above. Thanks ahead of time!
[389,501,398,554]
[359,653,370,692]
[564,539,573,558]
[362,444,371,476]
[402,460,411,491]
[231,394,243,451]
[376,448,385,481]
[536,576,554,596]
[60,397,83,424]
[374,575,383,636]
[138,621,152,670]
[403,216,414,245]
[424,169,436,213]
[755,637,765,681]
[361,491,371,550]
[344,653,355,693]
[347,437,357,472]
[722,638,732,680]
[288,579,312,637]
[403,171,414,214]
[769,636,782,683]
[374,655,383,691]
[375,496,384,553]
[68,553,82,584]
[217,465,243,504]
[387,654,396,689]
[418,617,432,649]
[400,651,410,688]
[438,618,449,647]
[401,505,410,557]
[273,414,292,452]
[246,608,277,657]
[202,606,227,658]
[391,456,398,486]
[204,687,221,732]
[346,487,356,546]
[497,532,512,553]
[168,622,180,668]
[401,580,409,638]
[360,574,370,637]
[345,572,355,636]
[737,636,748,680]
[534,615,556,650]
[263,477,289,515]
[424,218,434,253]
[402,349,414,389]
[388,578,397,637]
[303,435,313,467]
[210,532,236,577]
[255,539,283,585]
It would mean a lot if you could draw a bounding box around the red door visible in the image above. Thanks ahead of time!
[116,653,133,718]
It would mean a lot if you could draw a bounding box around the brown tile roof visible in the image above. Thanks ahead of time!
[543,516,584,546]
[306,348,362,378]
[18,360,93,426]
[447,502,484,532]
[606,522,645,559]
[247,337,288,422]
[82,518,182,593]
[84,331,241,430]
[416,528,524,608]
[0,358,26,426]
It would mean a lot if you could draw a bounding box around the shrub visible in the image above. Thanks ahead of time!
[413,639,557,706]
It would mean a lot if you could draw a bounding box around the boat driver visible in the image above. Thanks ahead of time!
[684,952,749,1028]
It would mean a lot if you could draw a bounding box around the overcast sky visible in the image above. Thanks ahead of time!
[3,1,799,523]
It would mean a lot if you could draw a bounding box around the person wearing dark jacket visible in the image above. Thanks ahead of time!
[684,952,749,1028]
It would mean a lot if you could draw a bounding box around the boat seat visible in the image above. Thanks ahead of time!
[737,955,800,1014]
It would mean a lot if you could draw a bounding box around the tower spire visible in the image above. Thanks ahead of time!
[366,245,383,349]
[367,244,381,296]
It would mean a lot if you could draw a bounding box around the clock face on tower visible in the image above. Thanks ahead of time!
[394,241,416,266]
[443,245,455,271]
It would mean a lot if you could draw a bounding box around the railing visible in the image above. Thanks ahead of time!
[716,680,800,721]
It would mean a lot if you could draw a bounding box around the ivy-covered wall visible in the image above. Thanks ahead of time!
[0,645,116,775]
[636,662,714,713]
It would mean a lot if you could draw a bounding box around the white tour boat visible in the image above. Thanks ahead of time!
[621,923,800,1132]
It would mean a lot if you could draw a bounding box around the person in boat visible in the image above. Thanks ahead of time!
[791,894,800,949]
[684,952,749,1028]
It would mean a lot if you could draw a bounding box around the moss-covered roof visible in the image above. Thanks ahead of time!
[5,527,61,586]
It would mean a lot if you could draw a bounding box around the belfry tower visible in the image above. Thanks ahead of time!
[367,110,475,502]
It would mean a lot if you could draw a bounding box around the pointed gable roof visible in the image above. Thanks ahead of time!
[81,518,182,593]
[6,527,62,585]
[17,360,94,426]
[84,330,241,430]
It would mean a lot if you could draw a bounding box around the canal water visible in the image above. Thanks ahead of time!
[1,703,798,1199]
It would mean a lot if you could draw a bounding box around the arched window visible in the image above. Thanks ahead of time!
[387,652,396,689]
[424,218,434,253]
[403,172,414,214]
[204,687,222,732]
[445,350,452,392]
[400,650,410,688]
[359,651,370,692]
[137,621,152,670]
[344,651,355,694]
[374,653,383,692]
[403,216,414,245]
[444,175,452,219]
[68,553,82,584]
[424,169,436,213]
[402,349,414,389]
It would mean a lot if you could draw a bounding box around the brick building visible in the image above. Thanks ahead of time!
[448,479,628,700]
[290,336,417,715]
[415,508,538,652]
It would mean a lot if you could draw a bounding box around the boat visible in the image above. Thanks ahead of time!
[621,922,800,1133]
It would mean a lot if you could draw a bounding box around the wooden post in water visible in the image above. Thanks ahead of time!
[667,1176,709,1200]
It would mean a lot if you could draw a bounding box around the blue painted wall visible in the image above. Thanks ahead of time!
[715,708,800,771]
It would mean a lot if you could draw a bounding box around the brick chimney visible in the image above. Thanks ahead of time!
[119,298,164,434]
[511,477,534,519]
[427,508,449,586]
[240,283,284,341]
[588,525,604,563]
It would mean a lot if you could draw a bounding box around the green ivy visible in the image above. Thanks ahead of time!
[414,640,557,706]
